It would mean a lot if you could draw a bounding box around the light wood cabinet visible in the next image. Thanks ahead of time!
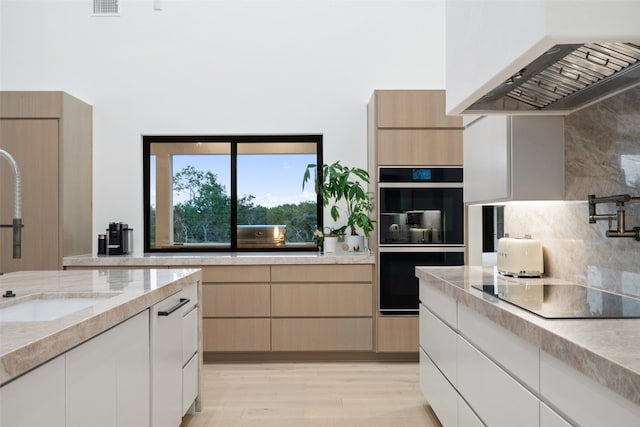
[374,90,462,128]
[203,318,271,352]
[197,265,271,353]
[376,129,462,166]
[376,316,418,353]
[202,284,270,317]
[272,318,373,351]
[368,90,463,167]
[271,283,372,317]
[0,91,92,272]
[271,264,375,352]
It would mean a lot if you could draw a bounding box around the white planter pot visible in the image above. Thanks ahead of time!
[324,236,338,253]
[345,235,365,252]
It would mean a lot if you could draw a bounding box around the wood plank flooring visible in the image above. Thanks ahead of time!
[181,362,442,427]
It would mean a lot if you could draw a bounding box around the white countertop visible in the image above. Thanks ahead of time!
[0,268,201,386]
[416,265,640,406]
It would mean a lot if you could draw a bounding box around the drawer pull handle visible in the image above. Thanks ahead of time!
[158,298,190,316]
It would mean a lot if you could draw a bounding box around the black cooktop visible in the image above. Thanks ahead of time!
[472,283,640,319]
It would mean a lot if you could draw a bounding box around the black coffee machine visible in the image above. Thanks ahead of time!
[104,222,133,255]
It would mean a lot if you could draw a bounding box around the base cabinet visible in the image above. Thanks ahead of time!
[419,277,640,427]
[151,283,199,427]
[0,355,66,427]
[66,310,150,427]
[419,349,457,427]
[457,336,539,427]
[377,316,418,352]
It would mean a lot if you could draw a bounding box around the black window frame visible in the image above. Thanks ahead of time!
[143,134,323,253]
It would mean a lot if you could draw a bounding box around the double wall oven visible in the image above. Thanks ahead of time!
[378,167,464,314]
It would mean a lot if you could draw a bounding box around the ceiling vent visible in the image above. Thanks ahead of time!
[93,0,118,16]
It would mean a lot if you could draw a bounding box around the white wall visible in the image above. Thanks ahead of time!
[0,0,446,254]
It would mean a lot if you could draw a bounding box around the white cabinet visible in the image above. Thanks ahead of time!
[0,355,66,427]
[151,283,198,427]
[458,303,539,390]
[463,115,564,204]
[540,350,640,427]
[419,349,458,427]
[457,335,539,427]
[66,310,150,427]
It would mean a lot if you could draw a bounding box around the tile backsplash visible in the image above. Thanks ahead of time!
[504,87,640,297]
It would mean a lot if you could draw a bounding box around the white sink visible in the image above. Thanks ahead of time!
[0,293,119,322]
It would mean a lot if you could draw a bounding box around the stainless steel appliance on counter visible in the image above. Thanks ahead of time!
[377,167,465,314]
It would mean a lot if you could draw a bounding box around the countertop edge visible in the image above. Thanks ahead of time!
[0,269,202,385]
[416,266,640,407]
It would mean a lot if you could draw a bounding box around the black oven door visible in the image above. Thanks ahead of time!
[379,187,464,245]
[379,250,464,314]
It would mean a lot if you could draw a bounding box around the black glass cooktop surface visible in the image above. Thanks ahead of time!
[472,283,640,319]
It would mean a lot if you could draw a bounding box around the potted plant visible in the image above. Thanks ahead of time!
[302,160,375,252]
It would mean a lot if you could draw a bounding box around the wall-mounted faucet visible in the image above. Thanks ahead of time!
[588,194,640,241]
[0,149,23,258]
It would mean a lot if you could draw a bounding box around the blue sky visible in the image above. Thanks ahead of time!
[154,153,317,207]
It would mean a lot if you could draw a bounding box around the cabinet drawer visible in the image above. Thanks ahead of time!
[458,303,539,390]
[377,129,462,166]
[540,350,640,427]
[182,353,198,416]
[272,318,372,351]
[202,284,270,317]
[377,316,418,353]
[420,349,457,427]
[419,283,457,328]
[420,305,457,385]
[200,265,270,283]
[271,265,372,283]
[271,283,372,317]
[457,336,539,427]
[203,319,271,352]
[182,306,198,365]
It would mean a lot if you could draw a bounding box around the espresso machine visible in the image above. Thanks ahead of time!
[102,222,133,255]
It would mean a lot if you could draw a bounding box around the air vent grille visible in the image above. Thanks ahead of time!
[93,0,118,16]
[506,42,640,109]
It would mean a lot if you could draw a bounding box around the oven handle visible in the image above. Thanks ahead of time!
[377,182,462,189]
[378,246,465,253]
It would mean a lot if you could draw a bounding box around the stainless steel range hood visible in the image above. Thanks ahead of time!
[465,42,640,114]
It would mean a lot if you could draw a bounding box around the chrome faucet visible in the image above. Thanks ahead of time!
[0,149,23,258]
[588,194,640,240]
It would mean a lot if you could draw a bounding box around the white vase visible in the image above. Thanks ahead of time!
[324,236,338,253]
[345,235,365,252]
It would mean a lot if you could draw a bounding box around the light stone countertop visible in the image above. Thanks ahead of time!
[0,268,202,386]
[63,251,375,267]
[416,265,640,406]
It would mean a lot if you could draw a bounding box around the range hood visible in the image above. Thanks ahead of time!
[466,42,640,114]
[445,0,640,115]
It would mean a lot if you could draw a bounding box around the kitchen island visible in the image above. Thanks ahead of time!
[417,265,640,427]
[0,268,202,427]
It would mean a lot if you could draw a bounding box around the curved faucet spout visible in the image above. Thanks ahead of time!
[0,149,22,259]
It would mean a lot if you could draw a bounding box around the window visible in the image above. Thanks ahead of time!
[143,135,322,252]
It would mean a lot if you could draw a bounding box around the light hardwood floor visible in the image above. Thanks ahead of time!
[181,362,442,427]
